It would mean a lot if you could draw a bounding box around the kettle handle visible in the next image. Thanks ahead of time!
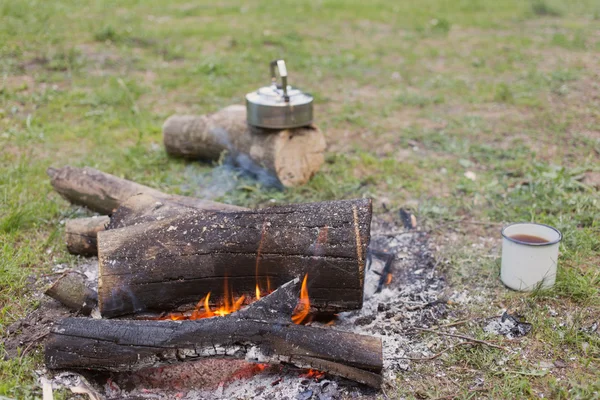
[270,59,289,102]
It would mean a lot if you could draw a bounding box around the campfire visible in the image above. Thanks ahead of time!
[20,163,447,400]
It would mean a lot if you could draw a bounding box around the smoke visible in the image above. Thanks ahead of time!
[181,152,283,200]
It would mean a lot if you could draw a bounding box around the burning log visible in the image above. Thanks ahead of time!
[162,105,327,187]
[65,216,110,256]
[47,166,243,215]
[98,198,371,317]
[45,271,98,315]
[45,280,383,388]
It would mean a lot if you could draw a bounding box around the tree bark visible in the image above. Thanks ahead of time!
[98,198,371,318]
[162,105,327,187]
[47,166,243,215]
[65,216,110,256]
[44,271,98,315]
[45,280,382,388]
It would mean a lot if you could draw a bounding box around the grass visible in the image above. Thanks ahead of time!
[1,0,599,398]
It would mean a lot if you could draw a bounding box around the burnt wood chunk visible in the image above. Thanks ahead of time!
[65,216,110,256]
[97,198,372,317]
[45,280,383,388]
[45,271,98,315]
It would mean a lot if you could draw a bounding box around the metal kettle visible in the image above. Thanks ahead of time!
[245,59,313,129]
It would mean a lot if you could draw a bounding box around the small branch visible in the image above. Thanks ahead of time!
[436,318,473,329]
[372,231,414,238]
[397,341,477,361]
[409,327,508,351]
[431,387,490,400]
[21,332,49,358]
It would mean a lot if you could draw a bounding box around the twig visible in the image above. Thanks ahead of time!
[431,387,489,400]
[436,318,473,329]
[20,332,49,358]
[410,327,508,351]
[380,385,391,400]
[398,341,477,361]
[372,231,414,238]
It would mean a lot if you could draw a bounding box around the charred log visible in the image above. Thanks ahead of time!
[98,198,371,317]
[45,280,382,388]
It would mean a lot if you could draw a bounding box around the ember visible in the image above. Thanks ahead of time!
[386,273,393,285]
[301,369,326,380]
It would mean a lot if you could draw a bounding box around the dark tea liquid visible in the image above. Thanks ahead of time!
[509,234,549,244]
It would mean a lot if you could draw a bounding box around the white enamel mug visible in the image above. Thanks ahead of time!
[500,223,562,291]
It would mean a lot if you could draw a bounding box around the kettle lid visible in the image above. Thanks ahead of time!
[245,60,313,129]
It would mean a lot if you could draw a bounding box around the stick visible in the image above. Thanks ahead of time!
[409,327,508,351]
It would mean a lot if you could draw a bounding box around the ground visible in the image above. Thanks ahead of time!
[1,0,599,398]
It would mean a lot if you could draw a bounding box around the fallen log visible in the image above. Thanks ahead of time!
[65,216,110,256]
[163,105,327,187]
[45,280,383,388]
[47,166,243,214]
[45,271,98,315]
[98,198,371,317]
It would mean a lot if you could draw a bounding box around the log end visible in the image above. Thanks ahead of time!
[274,126,327,187]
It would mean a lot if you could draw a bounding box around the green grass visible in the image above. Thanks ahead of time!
[1,0,600,398]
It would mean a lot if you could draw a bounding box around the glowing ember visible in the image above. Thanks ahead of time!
[291,274,310,324]
[301,369,325,380]
[386,273,393,285]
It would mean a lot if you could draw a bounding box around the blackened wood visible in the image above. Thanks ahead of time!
[45,280,383,388]
[65,216,110,256]
[45,271,98,315]
[47,166,243,214]
[98,198,371,317]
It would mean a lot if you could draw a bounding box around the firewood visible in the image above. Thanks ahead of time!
[162,105,327,187]
[45,271,98,315]
[65,216,110,256]
[98,198,371,318]
[47,166,243,215]
[45,280,383,388]
[64,194,249,257]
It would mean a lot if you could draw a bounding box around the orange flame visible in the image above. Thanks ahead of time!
[162,275,247,321]
[386,273,392,285]
[292,274,310,325]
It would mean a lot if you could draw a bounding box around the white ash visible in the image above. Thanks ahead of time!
[333,223,447,376]
[483,312,532,339]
